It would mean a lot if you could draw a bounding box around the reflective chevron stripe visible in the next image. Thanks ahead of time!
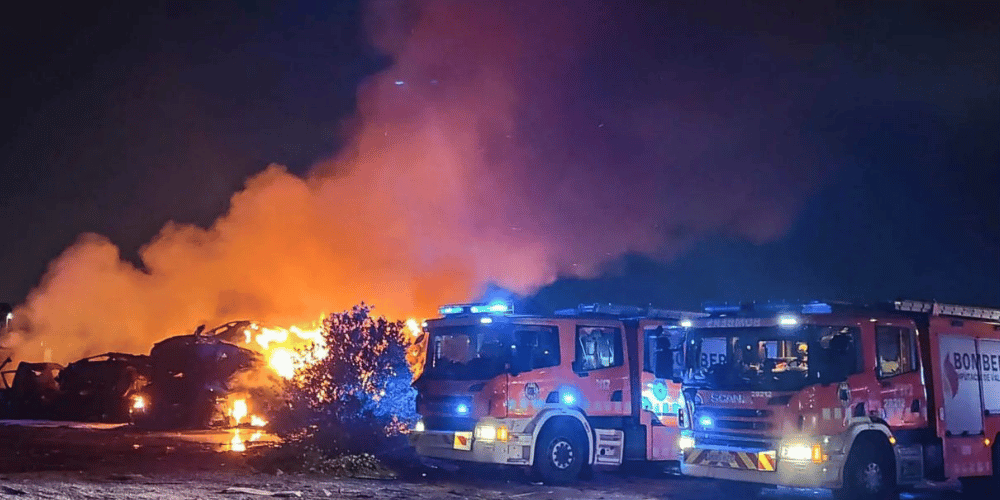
[686,448,776,472]
[757,451,776,471]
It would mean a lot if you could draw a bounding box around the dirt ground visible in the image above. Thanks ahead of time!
[0,421,965,499]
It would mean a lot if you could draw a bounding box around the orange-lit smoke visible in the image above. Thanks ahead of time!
[6,1,825,364]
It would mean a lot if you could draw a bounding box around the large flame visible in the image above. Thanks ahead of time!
[229,399,248,425]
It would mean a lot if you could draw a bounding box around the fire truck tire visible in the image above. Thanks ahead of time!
[835,437,898,500]
[532,420,588,485]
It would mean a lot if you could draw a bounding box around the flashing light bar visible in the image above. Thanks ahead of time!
[470,302,513,314]
[556,303,703,319]
[703,301,833,315]
[438,301,514,316]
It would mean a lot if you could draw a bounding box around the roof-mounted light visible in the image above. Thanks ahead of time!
[439,305,465,315]
[801,301,832,314]
[438,301,514,316]
[778,315,799,327]
[470,302,513,314]
[680,319,693,328]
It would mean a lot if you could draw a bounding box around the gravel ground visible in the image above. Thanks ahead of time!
[0,421,964,500]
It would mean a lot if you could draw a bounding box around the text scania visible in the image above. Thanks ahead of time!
[709,393,749,404]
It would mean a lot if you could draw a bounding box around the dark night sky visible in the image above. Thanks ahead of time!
[1,1,998,316]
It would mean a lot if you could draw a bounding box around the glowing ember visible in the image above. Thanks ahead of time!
[230,399,248,425]
[132,396,145,410]
[230,430,245,452]
[250,415,267,427]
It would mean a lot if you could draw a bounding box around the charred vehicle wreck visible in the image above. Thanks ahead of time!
[1,322,262,429]
[134,323,261,429]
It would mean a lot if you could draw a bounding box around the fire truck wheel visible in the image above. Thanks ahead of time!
[835,437,897,500]
[532,421,587,485]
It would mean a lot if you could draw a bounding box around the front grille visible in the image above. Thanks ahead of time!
[422,416,476,432]
[695,406,774,434]
[418,395,473,415]
[713,419,773,431]
[696,434,772,450]
[702,407,772,418]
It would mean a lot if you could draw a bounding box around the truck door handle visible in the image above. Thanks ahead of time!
[576,371,589,378]
[910,399,920,413]
[879,380,891,388]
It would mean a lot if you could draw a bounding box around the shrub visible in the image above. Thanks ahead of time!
[271,304,417,456]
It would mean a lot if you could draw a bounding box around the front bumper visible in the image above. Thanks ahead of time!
[681,447,846,489]
[410,430,534,466]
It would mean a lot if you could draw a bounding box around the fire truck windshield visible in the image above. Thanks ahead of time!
[424,324,516,380]
[683,325,858,391]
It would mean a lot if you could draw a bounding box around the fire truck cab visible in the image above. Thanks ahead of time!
[409,302,702,483]
[678,300,1000,499]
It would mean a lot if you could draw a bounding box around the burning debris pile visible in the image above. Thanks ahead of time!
[1,306,422,449]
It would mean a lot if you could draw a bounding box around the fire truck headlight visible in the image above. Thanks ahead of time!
[414,420,425,432]
[780,443,817,461]
[475,424,497,442]
[678,435,695,450]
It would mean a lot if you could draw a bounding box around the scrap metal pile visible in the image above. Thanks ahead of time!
[0,321,265,429]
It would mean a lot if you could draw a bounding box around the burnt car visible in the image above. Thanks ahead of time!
[0,360,64,419]
[135,325,260,429]
[57,352,152,423]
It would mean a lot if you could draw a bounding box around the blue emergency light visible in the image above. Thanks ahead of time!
[470,302,513,314]
[438,301,514,316]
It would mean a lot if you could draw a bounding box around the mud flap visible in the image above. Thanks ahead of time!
[594,429,625,465]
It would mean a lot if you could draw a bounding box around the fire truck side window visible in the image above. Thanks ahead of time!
[513,325,560,370]
[816,326,862,380]
[575,326,623,371]
[643,327,683,379]
[875,326,918,378]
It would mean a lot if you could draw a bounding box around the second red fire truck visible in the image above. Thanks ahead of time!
[678,300,1000,499]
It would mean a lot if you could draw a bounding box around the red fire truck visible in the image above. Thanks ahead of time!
[677,300,1000,499]
[408,302,702,483]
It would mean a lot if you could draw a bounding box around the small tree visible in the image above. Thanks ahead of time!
[272,304,417,455]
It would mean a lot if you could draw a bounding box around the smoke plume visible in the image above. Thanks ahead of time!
[7,0,829,363]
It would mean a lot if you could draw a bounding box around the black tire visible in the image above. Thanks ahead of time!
[532,421,587,485]
[835,438,898,500]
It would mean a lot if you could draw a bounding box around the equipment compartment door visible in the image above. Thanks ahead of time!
[937,335,984,435]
